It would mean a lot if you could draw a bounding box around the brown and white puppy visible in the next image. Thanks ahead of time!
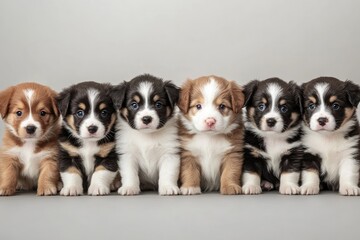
[178,75,244,195]
[0,82,60,196]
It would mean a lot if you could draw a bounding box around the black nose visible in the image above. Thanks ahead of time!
[88,125,98,134]
[26,125,37,134]
[318,117,328,126]
[266,118,277,127]
[142,116,153,125]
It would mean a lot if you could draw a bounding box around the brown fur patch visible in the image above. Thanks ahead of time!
[60,142,79,157]
[0,153,21,196]
[179,150,201,188]
[280,99,286,105]
[37,158,59,196]
[78,103,86,110]
[95,165,106,171]
[67,166,82,175]
[309,96,316,103]
[98,142,116,158]
[121,108,129,121]
[99,103,107,110]
[329,96,337,103]
[262,98,267,104]
[66,115,76,131]
[153,95,160,102]
[341,107,356,127]
[133,95,140,103]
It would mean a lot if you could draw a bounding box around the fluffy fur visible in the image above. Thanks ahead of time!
[301,77,360,195]
[242,78,303,195]
[178,75,244,195]
[0,82,60,196]
[111,74,180,195]
[57,82,119,196]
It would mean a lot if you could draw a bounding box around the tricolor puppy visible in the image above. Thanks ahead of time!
[0,82,60,196]
[301,77,360,195]
[57,82,119,196]
[111,74,180,195]
[178,75,244,195]
[242,78,303,195]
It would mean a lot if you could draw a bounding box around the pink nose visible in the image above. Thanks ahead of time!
[205,118,216,128]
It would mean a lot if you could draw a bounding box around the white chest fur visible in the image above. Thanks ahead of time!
[78,140,99,177]
[185,133,231,191]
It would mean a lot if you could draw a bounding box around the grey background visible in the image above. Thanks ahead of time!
[0,1,360,240]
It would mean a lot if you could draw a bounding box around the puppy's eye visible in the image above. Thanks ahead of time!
[332,103,340,111]
[280,105,288,113]
[16,111,22,117]
[196,104,202,110]
[308,103,316,111]
[40,111,47,117]
[258,103,266,112]
[155,101,163,109]
[219,104,226,110]
[76,110,85,118]
[131,102,139,110]
[100,110,109,118]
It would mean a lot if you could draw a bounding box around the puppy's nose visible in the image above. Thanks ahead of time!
[142,116,153,125]
[317,117,328,126]
[26,125,37,135]
[205,118,216,128]
[88,125,98,134]
[266,118,277,127]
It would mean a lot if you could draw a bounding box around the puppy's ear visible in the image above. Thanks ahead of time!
[229,81,245,113]
[164,81,180,108]
[178,79,192,113]
[243,80,259,107]
[46,88,60,118]
[289,81,303,114]
[109,82,127,110]
[344,80,360,107]
[0,86,15,119]
[56,88,72,117]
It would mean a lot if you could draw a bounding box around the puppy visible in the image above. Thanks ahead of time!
[111,74,180,196]
[0,82,60,196]
[178,75,244,195]
[301,77,360,195]
[57,82,119,196]
[242,78,303,195]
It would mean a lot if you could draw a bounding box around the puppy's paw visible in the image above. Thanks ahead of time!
[221,184,242,195]
[88,184,110,196]
[242,184,262,195]
[159,185,180,196]
[118,186,140,196]
[60,185,83,196]
[37,184,57,196]
[261,180,274,191]
[0,187,16,196]
[300,183,320,195]
[180,186,201,195]
[110,180,121,191]
[339,185,360,196]
[279,183,300,195]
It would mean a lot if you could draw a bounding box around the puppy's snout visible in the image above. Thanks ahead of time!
[142,116,153,125]
[317,117,328,126]
[25,125,37,135]
[205,118,216,128]
[88,125,98,134]
[266,118,277,128]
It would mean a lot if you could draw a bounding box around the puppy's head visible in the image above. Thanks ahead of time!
[0,82,60,140]
[110,74,179,132]
[178,76,244,133]
[57,82,117,140]
[302,77,360,132]
[243,78,302,133]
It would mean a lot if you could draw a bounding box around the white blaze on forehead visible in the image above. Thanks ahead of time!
[138,81,153,108]
[314,83,329,111]
[24,89,35,105]
[201,77,220,104]
[87,89,99,113]
[267,83,282,111]
[21,89,40,129]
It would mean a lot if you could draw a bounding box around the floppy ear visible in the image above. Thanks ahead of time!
[243,80,259,107]
[109,82,127,110]
[56,88,72,117]
[229,81,245,114]
[344,80,360,107]
[289,81,303,114]
[178,79,192,114]
[164,81,180,108]
[0,86,15,119]
[46,88,60,118]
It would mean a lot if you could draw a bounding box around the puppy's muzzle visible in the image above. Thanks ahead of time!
[266,118,277,128]
[25,125,37,135]
[317,117,328,127]
[87,125,98,134]
[142,116,153,125]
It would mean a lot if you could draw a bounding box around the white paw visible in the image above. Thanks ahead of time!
[339,185,360,196]
[118,186,141,196]
[180,186,201,195]
[159,185,180,196]
[279,183,300,195]
[88,184,110,196]
[242,184,262,195]
[261,180,274,191]
[60,185,83,196]
[300,183,320,195]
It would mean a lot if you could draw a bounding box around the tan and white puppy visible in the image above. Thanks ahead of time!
[178,76,244,195]
[0,82,61,196]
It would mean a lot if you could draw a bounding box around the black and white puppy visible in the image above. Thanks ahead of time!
[301,77,360,195]
[242,78,303,195]
[57,82,119,196]
[111,74,180,195]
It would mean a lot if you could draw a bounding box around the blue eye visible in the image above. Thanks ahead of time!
[100,109,109,118]
[219,104,226,110]
[196,104,202,110]
[16,111,22,117]
[308,103,316,111]
[131,102,139,110]
[258,103,266,112]
[76,110,85,118]
[332,103,340,111]
[280,105,288,113]
[155,101,163,109]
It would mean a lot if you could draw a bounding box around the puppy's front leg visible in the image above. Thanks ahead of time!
[60,166,83,196]
[37,158,59,196]
[118,153,140,196]
[158,153,180,196]
[88,166,117,196]
[180,151,201,195]
[0,155,20,196]
[220,152,242,195]
[339,159,360,196]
